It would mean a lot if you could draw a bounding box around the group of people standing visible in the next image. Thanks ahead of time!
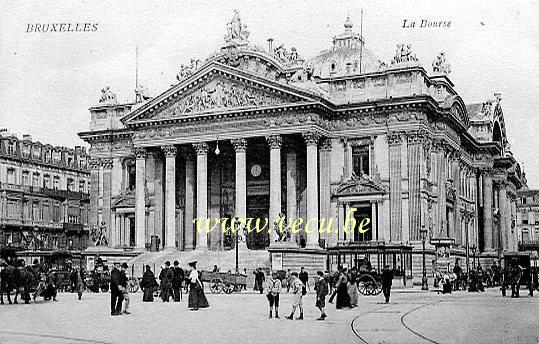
[136,260,208,312]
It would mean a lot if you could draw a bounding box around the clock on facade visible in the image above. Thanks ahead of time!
[250,164,262,177]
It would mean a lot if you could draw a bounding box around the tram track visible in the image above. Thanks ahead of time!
[350,301,444,344]
[0,330,115,344]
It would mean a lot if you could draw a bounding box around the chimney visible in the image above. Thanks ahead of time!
[267,38,274,54]
[22,134,32,141]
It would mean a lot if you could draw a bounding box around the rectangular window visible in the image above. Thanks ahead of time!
[522,230,530,243]
[352,145,370,177]
[22,171,30,185]
[7,142,15,155]
[7,168,15,184]
[53,176,60,190]
[79,180,85,193]
[67,178,74,191]
[32,173,40,187]
[43,174,51,189]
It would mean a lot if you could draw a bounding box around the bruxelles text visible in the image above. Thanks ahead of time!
[193,207,370,234]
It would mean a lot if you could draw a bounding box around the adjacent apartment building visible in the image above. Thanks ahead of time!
[0,129,91,265]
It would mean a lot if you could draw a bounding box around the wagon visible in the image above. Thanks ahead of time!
[356,273,383,296]
[200,271,247,294]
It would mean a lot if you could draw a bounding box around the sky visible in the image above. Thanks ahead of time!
[0,0,538,187]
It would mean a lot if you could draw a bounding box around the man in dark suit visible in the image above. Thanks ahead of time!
[381,265,394,303]
[299,267,309,292]
[159,261,173,302]
[110,262,123,316]
[171,261,184,302]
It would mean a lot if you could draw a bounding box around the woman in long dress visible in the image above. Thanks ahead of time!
[140,265,159,302]
[187,261,209,310]
[336,269,351,309]
[347,271,359,307]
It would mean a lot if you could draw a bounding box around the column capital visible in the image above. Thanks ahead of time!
[162,145,178,157]
[406,130,426,144]
[134,147,148,160]
[231,138,247,152]
[100,158,113,170]
[302,132,321,146]
[481,167,494,178]
[387,132,403,145]
[266,134,282,149]
[89,159,101,170]
[320,137,332,151]
[193,142,209,155]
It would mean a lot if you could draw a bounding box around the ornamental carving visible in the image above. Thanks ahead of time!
[407,131,425,144]
[99,86,117,104]
[266,135,282,149]
[333,172,387,197]
[176,59,201,82]
[134,147,147,159]
[89,159,101,170]
[162,145,178,157]
[193,142,209,155]
[391,44,419,65]
[320,138,332,151]
[156,79,286,119]
[302,132,321,146]
[387,132,402,145]
[232,138,247,152]
[100,158,113,169]
[224,10,250,44]
[432,51,451,74]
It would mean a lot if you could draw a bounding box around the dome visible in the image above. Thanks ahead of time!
[308,16,385,78]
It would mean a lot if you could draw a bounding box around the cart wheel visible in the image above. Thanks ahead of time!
[357,274,377,296]
[371,282,382,295]
[210,278,223,294]
[223,283,235,294]
[127,277,139,293]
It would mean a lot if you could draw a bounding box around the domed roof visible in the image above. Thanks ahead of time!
[308,16,385,78]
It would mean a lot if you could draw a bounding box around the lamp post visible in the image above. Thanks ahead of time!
[471,245,477,270]
[420,225,428,290]
[234,216,245,274]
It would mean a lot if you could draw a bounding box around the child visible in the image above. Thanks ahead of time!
[315,271,329,320]
[266,273,282,318]
[285,272,305,320]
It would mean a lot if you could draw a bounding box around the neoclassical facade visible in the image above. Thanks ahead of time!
[80,14,524,272]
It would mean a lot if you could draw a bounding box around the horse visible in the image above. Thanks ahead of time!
[0,265,37,304]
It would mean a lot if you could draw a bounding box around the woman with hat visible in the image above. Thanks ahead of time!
[187,261,208,310]
[140,265,159,302]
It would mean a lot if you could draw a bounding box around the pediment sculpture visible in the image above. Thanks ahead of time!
[224,10,250,45]
[333,171,387,197]
[156,79,287,119]
[177,59,201,82]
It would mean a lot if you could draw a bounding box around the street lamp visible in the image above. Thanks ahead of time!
[234,216,245,274]
[420,225,428,291]
[471,245,477,270]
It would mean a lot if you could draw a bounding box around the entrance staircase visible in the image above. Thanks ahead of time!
[127,247,270,278]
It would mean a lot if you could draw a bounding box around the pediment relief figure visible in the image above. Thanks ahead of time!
[333,171,387,197]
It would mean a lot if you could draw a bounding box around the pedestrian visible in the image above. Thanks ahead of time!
[299,267,309,292]
[476,265,485,292]
[285,272,305,320]
[75,267,84,301]
[172,261,184,302]
[328,267,341,303]
[141,265,159,302]
[120,263,130,314]
[348,270,359,307]
[187,261,209,311]
[315,271,329,320]
[381,265,394,303]
[335,268,351,309]
[70,268,78,293]
[500,265,508,297]
[44,268,58,301]
[254,268,265,294]
[110,262,123,316]
[285,269,292,292]
[266,272,282,319]
[453,261,463,291]
[511,264,523,298]
[159,261,173,302]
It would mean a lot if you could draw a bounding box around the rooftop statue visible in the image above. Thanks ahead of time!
[135,85,151,102]
[391,44,418,65]
[99,86,117,104]
[176,59,200,82]
[224,10,250,44]
[432,51,451,74]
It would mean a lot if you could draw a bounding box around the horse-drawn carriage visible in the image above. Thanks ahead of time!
[200,271,247,294]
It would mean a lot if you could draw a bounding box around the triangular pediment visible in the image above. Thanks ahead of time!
[333,173,387,197]
[123,62,324,125]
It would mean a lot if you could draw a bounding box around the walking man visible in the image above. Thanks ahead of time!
[159,261,173,302]
[110,262,123,316]
[299,267,309,292]
[285,272,305,320]
[266,273,282,319]
[381,265,394,303]
[120,263,130,314]
[315,271,329,320]
[172,261,184,302]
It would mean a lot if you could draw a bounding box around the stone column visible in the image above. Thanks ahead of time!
[319,138,332,246]
[134,148,147,249]
[498,180,509,252]
[304,132,320,248]
[286,150,297,226]
[89,159,100,244]
[482,168,494,251]
[407,132,422,241]
[101,158,113,246]
[163,145,177,249]
[184,150,196,250]
[267,135,282,245]
[452,158,462,245]
[435,141,447,236]
[193,142,209,250]
[232,139,248,247]
[388,133,403,242]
